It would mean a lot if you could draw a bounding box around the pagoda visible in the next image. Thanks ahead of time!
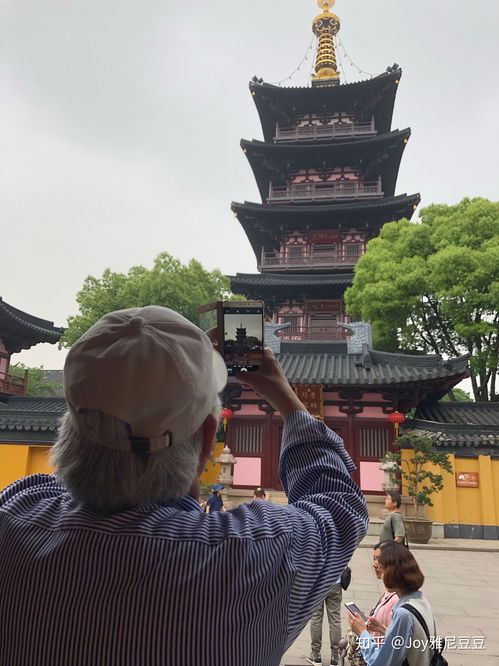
[223,0,469,494]
[232,0,419,328]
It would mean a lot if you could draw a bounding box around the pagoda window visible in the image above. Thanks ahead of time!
[310,314,337,325]
[312,243,337,259]
[287,245,305,260]
[308,314,339,338]
[291,169,322,184]
[280,315,301,332]
[345,243,361,257]
[291,167,357,185]
[294,113,355,128]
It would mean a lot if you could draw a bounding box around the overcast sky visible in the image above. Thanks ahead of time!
[2,0,498,371]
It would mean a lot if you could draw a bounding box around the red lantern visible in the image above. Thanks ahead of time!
[387,411,406,425]
[387,411,406,438]
[220,407,234,431]
[220,407,234,422]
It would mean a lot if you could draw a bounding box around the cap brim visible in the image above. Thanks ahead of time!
[212,348,228,393]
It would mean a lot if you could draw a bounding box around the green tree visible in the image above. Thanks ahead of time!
[63,252,240,346]
[381,433,453,518]
[345,198,499,402]
[440,387,472,402]
[8,363,62,397]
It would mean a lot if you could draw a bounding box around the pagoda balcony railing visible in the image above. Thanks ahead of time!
[268,180,383,203]
[0,370,28,397]
[274,120,375,142]
[279,326,349,342]
[259,250,362,270]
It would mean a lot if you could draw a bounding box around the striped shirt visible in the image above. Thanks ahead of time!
[0,410,368,666]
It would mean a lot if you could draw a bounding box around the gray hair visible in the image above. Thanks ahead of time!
[50,401,220,514]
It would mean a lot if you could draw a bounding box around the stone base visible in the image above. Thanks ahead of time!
[444,523,499,540]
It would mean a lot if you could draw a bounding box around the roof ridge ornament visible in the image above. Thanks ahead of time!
[312,0,341,86]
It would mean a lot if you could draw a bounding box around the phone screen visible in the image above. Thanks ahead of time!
[345,602,367,621]
[222,302,264,375]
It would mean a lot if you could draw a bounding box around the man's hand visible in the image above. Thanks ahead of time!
[235,348,307,418]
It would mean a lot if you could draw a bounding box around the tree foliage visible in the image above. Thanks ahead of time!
[345,198,499,401]
[8,363,62,397]
[63,252,240,346]
[381,434,453,518]
[440,387,472,402]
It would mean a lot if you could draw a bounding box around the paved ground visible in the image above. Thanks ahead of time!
[281,536,499,666]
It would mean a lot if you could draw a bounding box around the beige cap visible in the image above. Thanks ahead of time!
[64,306,227,453]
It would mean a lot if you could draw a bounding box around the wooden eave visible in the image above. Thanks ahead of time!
[230,272,353,301]
[250,69,402,142]
[231,193,421,260]
[241,128,411,201]
[0,298,64,354]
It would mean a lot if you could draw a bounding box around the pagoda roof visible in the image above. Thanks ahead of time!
[0,297,64,354]
[230,272,352,300]
[232,194,420,260]
[242,128,411,201]
[278,350,469,388]
[250,68,402,142]
[404,402,499,457]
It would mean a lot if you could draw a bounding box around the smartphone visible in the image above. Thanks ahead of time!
[344,602,368,621]
[198,300,265,376]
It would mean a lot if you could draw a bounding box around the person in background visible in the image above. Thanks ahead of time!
[344,543,398,665]
[306,578,343,665]
[348,542,436,665]
[379,492,406,544]
[253,487,267,499]
[205,483,226,513]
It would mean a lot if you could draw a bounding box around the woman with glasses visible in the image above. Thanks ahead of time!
[344,543,398,665]
[348,541,436,665]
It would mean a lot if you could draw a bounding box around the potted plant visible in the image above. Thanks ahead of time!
[380,433,453,544]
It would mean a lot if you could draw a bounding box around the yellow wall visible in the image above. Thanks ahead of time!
[2,442,497,529]
[1,440,223,491]
[401,449,499,527]
[200,441,224,485]
[0,444,52,490]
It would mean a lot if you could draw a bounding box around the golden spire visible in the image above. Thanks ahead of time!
[312,0,341,85]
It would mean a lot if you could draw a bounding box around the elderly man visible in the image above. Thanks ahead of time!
[0,306,368,666]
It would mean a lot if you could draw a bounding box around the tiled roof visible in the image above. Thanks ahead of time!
[241,128,410,158]
[231,273,353,287]
[250,69,401,96]
[277,351,469,386]
[0,397,66,434]
[241,129,410,202]
[404,424,499,455]
[232,193,420,218]
[404,403,499,455]
[0,297,64,353]
[232,194,421,261]
[415,402,499,426]
[250,69,401,140]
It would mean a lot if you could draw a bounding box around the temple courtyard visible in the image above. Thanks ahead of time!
[282,536,499,666]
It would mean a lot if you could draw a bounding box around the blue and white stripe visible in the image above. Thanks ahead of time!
[0,410,368,666]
